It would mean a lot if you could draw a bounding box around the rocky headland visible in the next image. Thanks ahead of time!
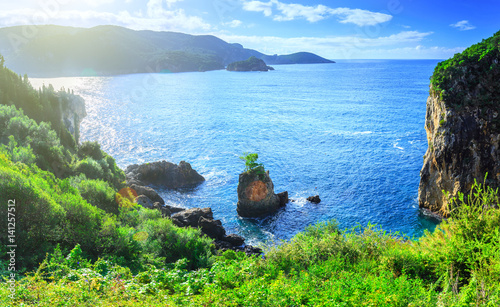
[418,30,500,214]
[227,56,274,72]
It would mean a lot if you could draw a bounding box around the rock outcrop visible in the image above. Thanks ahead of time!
[126,160,205,188]
[418,31,500,213]
[59,92,86,144]
[307,195,321,204]
[130,184,165,205]
[227,56,274,72]
[171,207,214,228]
[237,170,286,217]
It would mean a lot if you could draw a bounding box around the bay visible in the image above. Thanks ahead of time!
[31,59,441,245]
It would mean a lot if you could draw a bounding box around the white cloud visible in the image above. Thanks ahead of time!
[450,20,475,31]
[242,0,392,26]
[217,31,444,59]
[166,0,184,8]
[223,20,243,28]
[243,1,273,17]
[0,7,211,32]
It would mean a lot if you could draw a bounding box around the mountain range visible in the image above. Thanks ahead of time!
[0,25,334,77]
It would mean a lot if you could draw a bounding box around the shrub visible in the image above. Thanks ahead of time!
[70,175,118,214]
[239,152,265,175]
[138,216,215,270]
[79,141,103,160]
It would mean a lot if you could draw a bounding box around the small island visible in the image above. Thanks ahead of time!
[226,56,274,72]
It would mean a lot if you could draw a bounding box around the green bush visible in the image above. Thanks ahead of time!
[70,175,118,214]
[79,141,103,160]
[239,152,265,175]
[138,214,215,270]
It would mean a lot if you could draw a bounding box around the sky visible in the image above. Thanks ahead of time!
[0,0,499,59]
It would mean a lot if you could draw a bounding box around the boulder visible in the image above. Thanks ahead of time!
[165,204,186,214]
[277,191,289,207]
[153,202,172,218]
[307,195,321,204]
[130,184,165,205]
[135,195,154,209]
[244,245,263,256]
[126,160,205,189]
[171,207,213,228]
[199,216,226,240]
[236,170,282,217]
[223,234,245,246]
[214,240,233,251]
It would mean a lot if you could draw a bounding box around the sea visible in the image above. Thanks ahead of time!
[31,59,442,245]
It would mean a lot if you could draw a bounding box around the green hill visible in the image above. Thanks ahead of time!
[0,25,334,77]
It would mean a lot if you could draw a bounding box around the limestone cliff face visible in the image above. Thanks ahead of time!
[418,31,500,213]
[418,87,500,213]
[59,92,86,143]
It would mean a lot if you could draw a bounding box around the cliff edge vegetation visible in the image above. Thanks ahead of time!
[419,30,500,213]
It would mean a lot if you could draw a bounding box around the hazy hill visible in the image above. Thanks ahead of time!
[0,25,334,77]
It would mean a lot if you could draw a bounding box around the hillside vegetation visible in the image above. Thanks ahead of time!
[0,25,333,77]
[430,30,500,109]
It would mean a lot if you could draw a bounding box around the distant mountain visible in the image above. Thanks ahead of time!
[0,25,334,77]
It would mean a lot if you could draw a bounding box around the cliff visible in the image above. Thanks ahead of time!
[418,31,500,213]
[58,92,86,144]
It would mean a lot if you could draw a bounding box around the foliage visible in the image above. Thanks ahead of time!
[430,30,500,110]
[70,174,119,214]
[0,59,78,150]
[3,178,500,306]
[239,152,265,175]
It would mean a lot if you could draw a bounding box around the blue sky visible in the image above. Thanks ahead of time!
[1,0,499,59]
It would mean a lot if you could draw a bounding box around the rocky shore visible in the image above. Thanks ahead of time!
[125,160,263,256]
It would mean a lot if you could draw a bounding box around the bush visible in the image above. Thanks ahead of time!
[239,152,265,175]
[79,141,103,160]
[138,216,215,270]
[70,175,118,214]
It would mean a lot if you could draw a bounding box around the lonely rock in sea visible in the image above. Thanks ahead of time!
[237,170,286,217]
[126,160,205,189]
[307,195,321,204]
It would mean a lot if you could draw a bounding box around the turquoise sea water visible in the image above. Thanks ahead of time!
[31,60,441,245]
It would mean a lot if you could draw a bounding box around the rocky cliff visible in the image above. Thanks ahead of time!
[418,31,500,214]
[59,92,86,144]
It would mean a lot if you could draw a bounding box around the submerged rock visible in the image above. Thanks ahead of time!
[126,160,205,189]
[307,195,321,204]
[236,170,284,217]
